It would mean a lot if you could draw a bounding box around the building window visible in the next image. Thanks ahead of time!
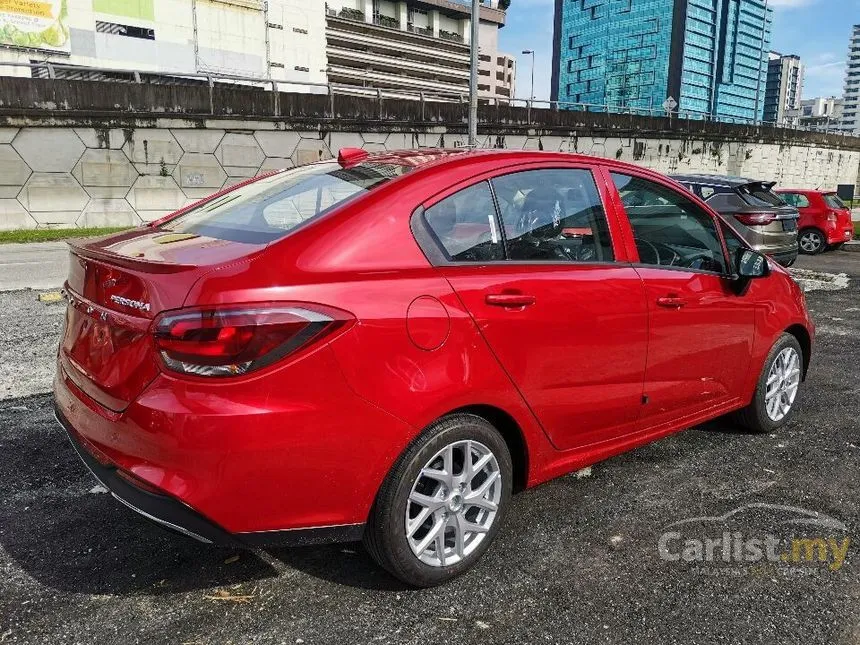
[95,21,154,40]
[478,84,490,91]
[292,27,308,34]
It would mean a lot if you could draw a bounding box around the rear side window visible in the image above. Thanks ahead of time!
[824,194,847,209]
[162,161,411,244]
[423,181,504,262]
[491,168,615,262]
[781,193,810,208]
[738,183,786,208]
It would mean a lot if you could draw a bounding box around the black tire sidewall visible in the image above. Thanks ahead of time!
[369,415,513,587]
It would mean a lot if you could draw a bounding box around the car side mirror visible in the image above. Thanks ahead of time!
[736,249,770,279]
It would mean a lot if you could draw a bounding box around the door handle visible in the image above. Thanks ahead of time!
[656,296,687,309]
[485,293,536,308]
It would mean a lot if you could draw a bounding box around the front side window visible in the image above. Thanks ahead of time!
[612,173,727,274]
[423,181,504,262]
[491,168,615,262]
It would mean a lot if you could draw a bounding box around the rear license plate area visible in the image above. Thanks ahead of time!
[783,219,797,232]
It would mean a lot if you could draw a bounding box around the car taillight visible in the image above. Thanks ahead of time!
[827,211,839,223]
[152,304,351,377]
[735,212,777,226]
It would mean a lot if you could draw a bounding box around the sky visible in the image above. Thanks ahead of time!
[498,0,860,103]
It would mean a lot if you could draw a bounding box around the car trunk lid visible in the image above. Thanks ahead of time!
[60,229,262,412]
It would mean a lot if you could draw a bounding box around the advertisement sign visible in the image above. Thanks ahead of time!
[0,0,70,52]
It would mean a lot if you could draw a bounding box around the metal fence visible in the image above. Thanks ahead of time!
[0,59,849,136]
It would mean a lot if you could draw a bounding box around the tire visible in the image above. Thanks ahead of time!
[363,414,513,587]
[799,228,825,255]
[733,333,804,433]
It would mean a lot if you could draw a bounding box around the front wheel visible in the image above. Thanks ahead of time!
[799,228,825,255]
[733,333,804,433]
[363,414,512,587]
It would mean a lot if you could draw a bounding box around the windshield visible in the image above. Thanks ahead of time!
[162,161,412,244]
[824,194,847,210]
[738,183,787,208]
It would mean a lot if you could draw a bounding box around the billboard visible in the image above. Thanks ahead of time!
[0,0,70,52]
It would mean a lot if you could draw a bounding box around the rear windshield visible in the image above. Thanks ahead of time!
[737,183,787,208]
[161,161,411,244]
[824,194,847,209]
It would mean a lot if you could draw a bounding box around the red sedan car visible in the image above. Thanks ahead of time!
[775,188,855,254]
[55,149,813,586]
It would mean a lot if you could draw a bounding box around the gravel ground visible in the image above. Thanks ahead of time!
[1,251,859,645]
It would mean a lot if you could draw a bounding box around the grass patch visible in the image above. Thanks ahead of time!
[0,227,133,244]
[855,221,860,240]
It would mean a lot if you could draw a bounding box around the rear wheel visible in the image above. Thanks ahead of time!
[363,414,512,587]
[734,333,803,433]
[799,228,825,255]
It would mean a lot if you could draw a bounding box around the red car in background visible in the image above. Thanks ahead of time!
[54,149,814,587]
[775,189,854,255]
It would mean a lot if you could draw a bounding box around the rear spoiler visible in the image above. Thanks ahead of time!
[67,239,197,274]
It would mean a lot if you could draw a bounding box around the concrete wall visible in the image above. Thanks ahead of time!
[1,79,859,230]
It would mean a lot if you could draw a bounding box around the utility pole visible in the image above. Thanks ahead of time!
[468,0,479,147]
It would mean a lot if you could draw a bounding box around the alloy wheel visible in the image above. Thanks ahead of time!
[799,231,823,254]
[405,440,502,567]
[764,347,801,422]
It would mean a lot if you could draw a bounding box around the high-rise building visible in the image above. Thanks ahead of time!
[0,0,514,100]
[840,25,860,134]
[551,0,773,122]
[325,0,515,100]
[763,52,803,126]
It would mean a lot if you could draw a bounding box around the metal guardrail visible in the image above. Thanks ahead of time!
[0,59,848,136]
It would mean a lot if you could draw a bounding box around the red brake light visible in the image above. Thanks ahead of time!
[735,212,777,226]
[152,304,351,377]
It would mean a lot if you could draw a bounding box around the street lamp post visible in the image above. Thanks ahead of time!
[468,0,480,147]
[522,49,535,123]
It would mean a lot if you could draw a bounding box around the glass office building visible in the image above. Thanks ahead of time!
[551,0,773,122]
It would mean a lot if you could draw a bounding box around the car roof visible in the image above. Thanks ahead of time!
[358,148,677,179]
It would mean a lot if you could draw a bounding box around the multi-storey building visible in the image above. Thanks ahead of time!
[0,0,514,99]
[763,52,803,126]
[550,0,773,122]
[840,25,860,134]
[325,0,514,99]
[799,96,843,129]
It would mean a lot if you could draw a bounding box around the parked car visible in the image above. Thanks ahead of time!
[55,150,813,587]
[670,174,799,267]
[775,188,854,255]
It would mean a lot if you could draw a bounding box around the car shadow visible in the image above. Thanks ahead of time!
[266,544,411,591]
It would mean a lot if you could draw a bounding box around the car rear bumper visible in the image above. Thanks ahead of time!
[826,225,854,245]
[53,343,415,540]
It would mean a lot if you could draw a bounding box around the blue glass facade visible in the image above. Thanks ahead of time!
[551,0,773,121]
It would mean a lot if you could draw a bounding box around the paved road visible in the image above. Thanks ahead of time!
[0,242,69,292]
[1,254,859,644]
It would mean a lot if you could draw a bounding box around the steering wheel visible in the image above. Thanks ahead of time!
[684,253,720,272]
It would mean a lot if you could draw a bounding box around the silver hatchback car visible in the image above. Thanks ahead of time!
[670,174,800,267]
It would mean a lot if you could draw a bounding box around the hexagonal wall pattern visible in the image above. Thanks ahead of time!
[0,144,33,199]
[17,173,89,226]
[215,133,265,175]
[72,149,137,199]
[78,199,141,228]
[173,153,228,199]
[122,130,183,166]
[2,123,860,232]
[12,128,85,173]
